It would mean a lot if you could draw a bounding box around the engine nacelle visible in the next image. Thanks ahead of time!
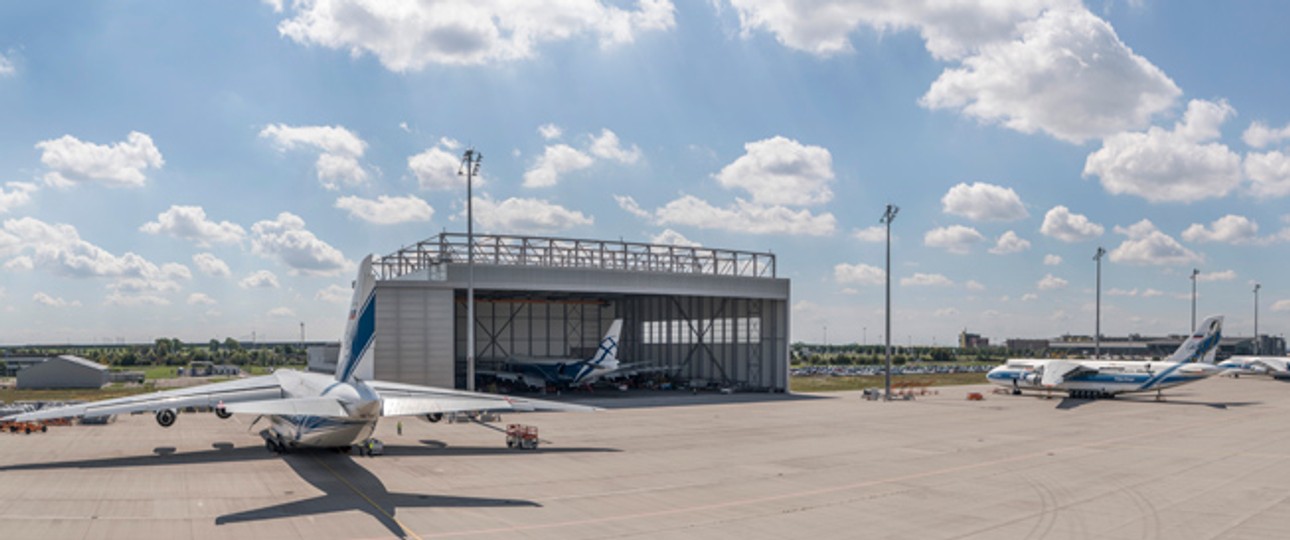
[214,406,233,420]
[156,409,178,428]
[425,412,444,423]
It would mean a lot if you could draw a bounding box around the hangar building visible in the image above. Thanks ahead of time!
[17,355,109,389]
[366,233,791,392]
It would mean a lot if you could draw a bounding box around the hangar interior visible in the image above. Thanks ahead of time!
[371,233,790,392]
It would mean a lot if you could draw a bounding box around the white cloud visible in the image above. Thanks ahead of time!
[523,144,594,188]
[250,212,351,276]
[0,182,37,214]
[588,129,642,164]
[654,195,836,236]
[1021,293,1039,301]
[934,308,959,317]
[1108,219,1201,266]
[538,123,563,140]
[1243,121,1290,149]
[1244,150,1290,198]
[1196,269,1236,283]
[438,137,460,150]
[1181,215,1260,245]
[0,52,13,76]
[2,218,186,288]
[1040,205,1103,242]
[471,196,593,234]
[834,263,884,285]
[1142,288,1165,298]
[276,0,676,70]
[408,145,471,191]
[941,182,1027,222]
[922,8,1179,144]
[103,292,170,307]
[1272,299,1290,313]
[989,230,1030,255]
[1037,273,1068,290]
[33,292,80,308]
[1107,288,1138,297]
[1043,254,1062,266]
[713,136,834,206]
[239,270,280,289]
[260,124,368,190]
[268,307,297,318]
[614,195,652,219]
[140,205,245,247]
[187,293,217,306]
[650,229,699,247]
[901,273,953,287]
[4,256,33,271]
[965,280,985,291]
[852,226,885,243]
[1084,99,1242,203]
[924,225,984,254]
[316,284,351,303]
[192,252,231,278]
[36,131,164,188]
[335,195,434,225]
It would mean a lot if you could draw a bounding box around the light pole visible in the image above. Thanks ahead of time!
[880,204,899,400]
[1254,283,1262,355]
[1094,247,1105,359]
[460,149,481,390]
[1190,268,1200,331]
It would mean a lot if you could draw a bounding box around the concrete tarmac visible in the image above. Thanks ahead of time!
[3,376,1290,539]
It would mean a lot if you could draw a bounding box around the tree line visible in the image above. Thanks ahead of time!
[2,337,308,368]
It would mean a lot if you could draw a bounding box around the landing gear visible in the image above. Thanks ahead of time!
[1155,389,1165,402]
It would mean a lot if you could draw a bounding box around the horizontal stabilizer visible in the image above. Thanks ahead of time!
[222,397,347,417]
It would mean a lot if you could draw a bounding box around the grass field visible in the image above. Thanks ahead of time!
[0,384,160,404]
[790,372,988,392]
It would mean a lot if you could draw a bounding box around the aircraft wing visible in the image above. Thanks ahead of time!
[1247,357,1290,373]
[221,396,347,417]
[366,379,599,417]
[1039,360,1097,387]
[1,374,284,422]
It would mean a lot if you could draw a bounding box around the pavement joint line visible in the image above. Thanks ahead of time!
[311,454,423,540]
[419,412,1247,538]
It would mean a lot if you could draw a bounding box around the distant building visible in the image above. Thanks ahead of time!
[958,330,988,348]
[307,343,340,374]
[1001,333,1288,360]
[16,355,109,389]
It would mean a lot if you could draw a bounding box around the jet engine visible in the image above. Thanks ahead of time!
[155,409,178,428]
[425,412,444,423]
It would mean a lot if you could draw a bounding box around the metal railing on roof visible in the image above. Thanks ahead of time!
[373,233,776,280]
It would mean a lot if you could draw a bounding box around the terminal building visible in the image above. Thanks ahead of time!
[361,233,791,392]
[1006,334,1286,359]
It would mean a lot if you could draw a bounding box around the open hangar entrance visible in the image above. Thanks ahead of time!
[370,233,790,393]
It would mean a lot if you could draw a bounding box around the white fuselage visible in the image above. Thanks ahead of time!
[987,359,1220,395]
[266,371,381,448]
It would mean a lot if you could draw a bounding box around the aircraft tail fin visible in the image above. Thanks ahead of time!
[336,255,377,382]
[1165,315,1223,364]
[588,319,622,369]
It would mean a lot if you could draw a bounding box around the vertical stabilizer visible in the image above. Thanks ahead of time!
[1165,315,1223,364]
[336,255,377,382]
[589,319,622,369]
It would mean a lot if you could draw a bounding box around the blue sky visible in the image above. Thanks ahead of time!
[2,1,1289,346]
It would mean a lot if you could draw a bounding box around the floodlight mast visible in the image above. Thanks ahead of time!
[460,149,482,391]
[1094,247,1105,359]
[1254,283,1262,355]
[880,204,899,401]
[1190,268,1200,332]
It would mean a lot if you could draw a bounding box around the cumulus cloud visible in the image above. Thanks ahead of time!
[1040,205,1103,242]
[2,217,189,296]
[4,256,33,271]
[335,194,434,225]
[1108,219,1200,266]
[924,225,984,254]
[1043,254,1062,266]
[316,284,351,303]
[1084,99,1242,203]
[941,182,1027,221]
[268,307,297,318]
[650,229,699,247]
[275,0,676,70]
[1196,269,1236,283]
[1107,288,1138,297]
[36,131,164,188]
[192,252,232,278]
[34,292,80,308]
[538,123,563,140]
[187,293,217,306]
[588,129,642,164]
[965,280,985,291]
[614,194,652,219]
[713,136,834,206]
[1243,121,1290,149]
[470,196,593,234]
[260,124,368,190]
[1272,299,1290,313]
[1021,293,1039,301]
[408,143,473,191]
[1244,150,1290,199]
[922,8,1179,144]
[989,230,1030,255]
[140,205,245,246]
[250,212,351,276]
[1037,273,1068,290]
[523,144,594,188]
[834,263,884,285]
[239,270,280,289]
[901,273,953,287]
[654,195,836,236]
[1181,215,1261,245]
[0,182,37,214]
[0,52,13,76]
[852,226,885,243]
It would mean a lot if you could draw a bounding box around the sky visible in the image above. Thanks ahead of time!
[2,1,1290,346]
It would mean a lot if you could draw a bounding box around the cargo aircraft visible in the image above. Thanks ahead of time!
[1218,355,1290,378]
[2,256,595,453]
[987,315,1224,399]
[478,319,624,389]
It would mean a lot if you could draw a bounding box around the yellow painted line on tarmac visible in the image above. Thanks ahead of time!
[312,455,424,540]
